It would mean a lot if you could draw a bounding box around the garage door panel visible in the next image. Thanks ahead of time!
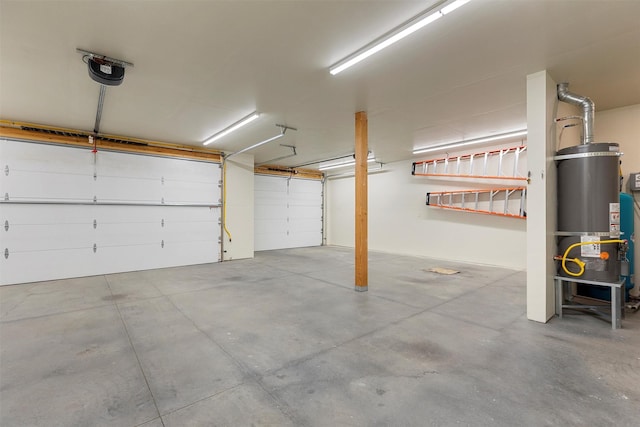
[1,141,94,200]
[161,206,219,222]
[163,228,218,245]
[91,244,163,273]
[255,176,287,192]
[96,151,165,180]
[289,179,321,194]
[162,240,219,266]
[96,176,163,203]
[255,231,288,251]
[2,204,94,225]
[289,205,322,218]
[162,181,220,204]
[255,205,289,220]
[0,248,98,285]
[96,224,162,247]
[3,170,95,202]
[288,232,322,248]
[1,139,221,286]
[94,206,162,225]
[289,218,322,232]
[2,204,94,251]
[254,175,322,251]
[4,232,93,253]
[255,218,288,232]
[1,140,94,174]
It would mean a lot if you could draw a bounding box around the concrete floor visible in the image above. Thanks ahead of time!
[1,246,639,427]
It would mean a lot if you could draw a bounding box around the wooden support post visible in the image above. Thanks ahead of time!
[355,111,368,291]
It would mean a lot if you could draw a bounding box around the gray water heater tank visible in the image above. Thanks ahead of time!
[557,142,621,282]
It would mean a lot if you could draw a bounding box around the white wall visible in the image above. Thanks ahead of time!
[525,71,558,323]
[596,104,640,295]
[596,104,640,191]
[223,154,254,260]
[326,157,527,270]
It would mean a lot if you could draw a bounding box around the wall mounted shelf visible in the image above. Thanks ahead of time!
[426,187,527,219]
[412,145,527,181]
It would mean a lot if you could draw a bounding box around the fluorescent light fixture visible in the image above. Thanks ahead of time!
[319,155,376,171]
[203,112,260,146]
[325,163,385,179]
[412,129,527,155]
[329,0,471,75]
[441,0,471,15]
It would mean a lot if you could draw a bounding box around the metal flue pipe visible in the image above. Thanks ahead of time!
[557,82,595,144]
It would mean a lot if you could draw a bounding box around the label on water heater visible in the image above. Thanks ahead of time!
[581,236,600,258]
[610,202,621,237]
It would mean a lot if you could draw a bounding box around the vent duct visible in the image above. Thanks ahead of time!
[557,82,595,145]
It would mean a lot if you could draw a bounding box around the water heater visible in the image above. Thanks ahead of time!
[556,142,621,282]
[555,83,626,285]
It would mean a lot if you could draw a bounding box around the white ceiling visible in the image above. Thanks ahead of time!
[1,0,639,168]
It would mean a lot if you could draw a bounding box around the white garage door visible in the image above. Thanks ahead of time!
[254,175,322,251]
[0,139,221,286]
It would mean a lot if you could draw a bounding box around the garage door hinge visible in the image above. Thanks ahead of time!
[218,237,222,244]
[161,176,165,185]
[161,219,165,227]
[4,248,8,259]
[4,193,8,201]
[93,172,97,181]
[93,219,97,229]
[4,220,8,232]
[161,240,164,248]
[161,197,165,204]
[218,217,221,225]
[93,196,97,203]
[93,243,97,253]
[4,165,8,176]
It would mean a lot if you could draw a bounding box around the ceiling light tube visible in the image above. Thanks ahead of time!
[319,157,376,171]
[203,112,260,146]
[325,163,385,179]
[318,153,374,170]
[441,0,471,15]
[329,0,472,75]
[412,129,527,155]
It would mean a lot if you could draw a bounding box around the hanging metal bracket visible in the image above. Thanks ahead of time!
[257,144,298,166]
[225,124,298,162]
[275,124,297,133]
[76,48,134,68]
